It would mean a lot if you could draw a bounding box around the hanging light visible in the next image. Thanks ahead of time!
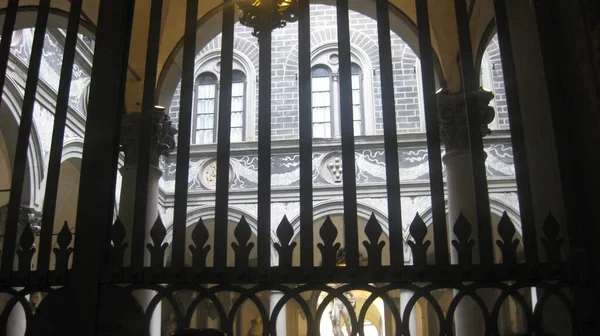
[235,0,298,37]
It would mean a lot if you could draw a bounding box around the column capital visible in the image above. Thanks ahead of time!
[120,107,178,166]
[436,89,495,153]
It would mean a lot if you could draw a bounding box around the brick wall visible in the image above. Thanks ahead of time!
[168,4,510,141]
[484,35,510,130]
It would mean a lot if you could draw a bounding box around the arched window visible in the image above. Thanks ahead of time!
[194,70,247,144]
[351,63,364,136]
[230,70,246,142]
[311,63,365,138]
[311,65,333,138]
[195,72,218,144]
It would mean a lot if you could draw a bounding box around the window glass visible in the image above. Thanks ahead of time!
[311,66,332,138]
[231,70,246,142]
[194,70,247,144]
[196,72,218,144]
[351,63,363,136]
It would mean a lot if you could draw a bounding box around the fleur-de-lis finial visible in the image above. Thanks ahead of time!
[407,213,430,266]
[232,216,254,268]
[317,216,340,268]
[452,213,475,265]
[146,215,168,269]
[190,217,211,269]
[274,215,296,268]
[363,213,385,267]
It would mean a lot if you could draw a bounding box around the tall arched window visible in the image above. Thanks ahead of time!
[311,63,365,138]
[194,70,247,144]
[231,70,246,142]
[195,72,218,144]
[311,65,333,138]
[351,63,364,136]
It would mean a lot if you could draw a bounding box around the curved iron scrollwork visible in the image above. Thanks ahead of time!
[9,281,574,336]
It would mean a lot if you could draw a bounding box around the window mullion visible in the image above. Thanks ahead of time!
[214,82,220,143]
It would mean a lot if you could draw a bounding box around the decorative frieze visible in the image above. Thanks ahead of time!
[199,159,233,189]
[120,107,177,166]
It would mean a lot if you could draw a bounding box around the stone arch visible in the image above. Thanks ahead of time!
[419,196,522,234]
[0,76,44,206]
[196,33,260,70]
[287,199,390,240]
[164,204,259,242]
[0,7,96,39]
[61,139,84,163]
[168,31,260,141]
[163,204,261,265]
[155,0,444,110]
[475,20,498,72]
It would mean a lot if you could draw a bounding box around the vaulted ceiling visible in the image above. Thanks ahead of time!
[0,0,497,113]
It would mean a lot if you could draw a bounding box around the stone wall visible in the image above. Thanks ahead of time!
[168,4,510,142]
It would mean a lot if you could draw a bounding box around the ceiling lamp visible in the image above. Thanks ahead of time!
[235,0,298,37]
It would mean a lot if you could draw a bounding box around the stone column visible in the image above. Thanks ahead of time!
[0,205,41,336]
[119,107,177,336]
[437,89,495,336]
[399,290,418,336]
[332,73,341,138]
[270,290,287,336]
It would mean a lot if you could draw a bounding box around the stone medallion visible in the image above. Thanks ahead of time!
[321,152,343,184]
[200,159,234,189]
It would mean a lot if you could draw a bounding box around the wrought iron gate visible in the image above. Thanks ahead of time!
[0,0,590,335]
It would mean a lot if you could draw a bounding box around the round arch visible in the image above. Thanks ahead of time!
[0,7,97,39]
[164,204,259,244]
[474,19,498,72]
[419,197,522,234]
[193,47,259,140]
[0,76,44,206]
[156,0,446,110]
[61,139,84,164]
[286,199,391,241]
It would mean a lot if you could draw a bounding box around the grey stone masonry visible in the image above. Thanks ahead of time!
[168,4,510,142]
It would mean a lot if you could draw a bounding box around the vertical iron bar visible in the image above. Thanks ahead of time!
[336,0,359,269]
[1,0,51,281]
[71,0,136,331]
[37,0,83,280]
[492,0,539,265]
[131,0,164,276]
[0,0,19,115]
[0,0,19,279]
[172,0,199,273]
[213,0,235,268]
[375,0,404,269]
[415,0,450,265]
[298,0,313,269]
[257,0,272,269]
[454,0,494,265]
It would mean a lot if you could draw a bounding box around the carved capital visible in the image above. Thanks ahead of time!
[120,107,178,166]
[437,89,495,152]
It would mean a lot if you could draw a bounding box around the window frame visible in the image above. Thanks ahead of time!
[230,69,247,143]
[192,70,248,144]
[311,64,335,138]
[193,72,219,144]
[351,62,365,136]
